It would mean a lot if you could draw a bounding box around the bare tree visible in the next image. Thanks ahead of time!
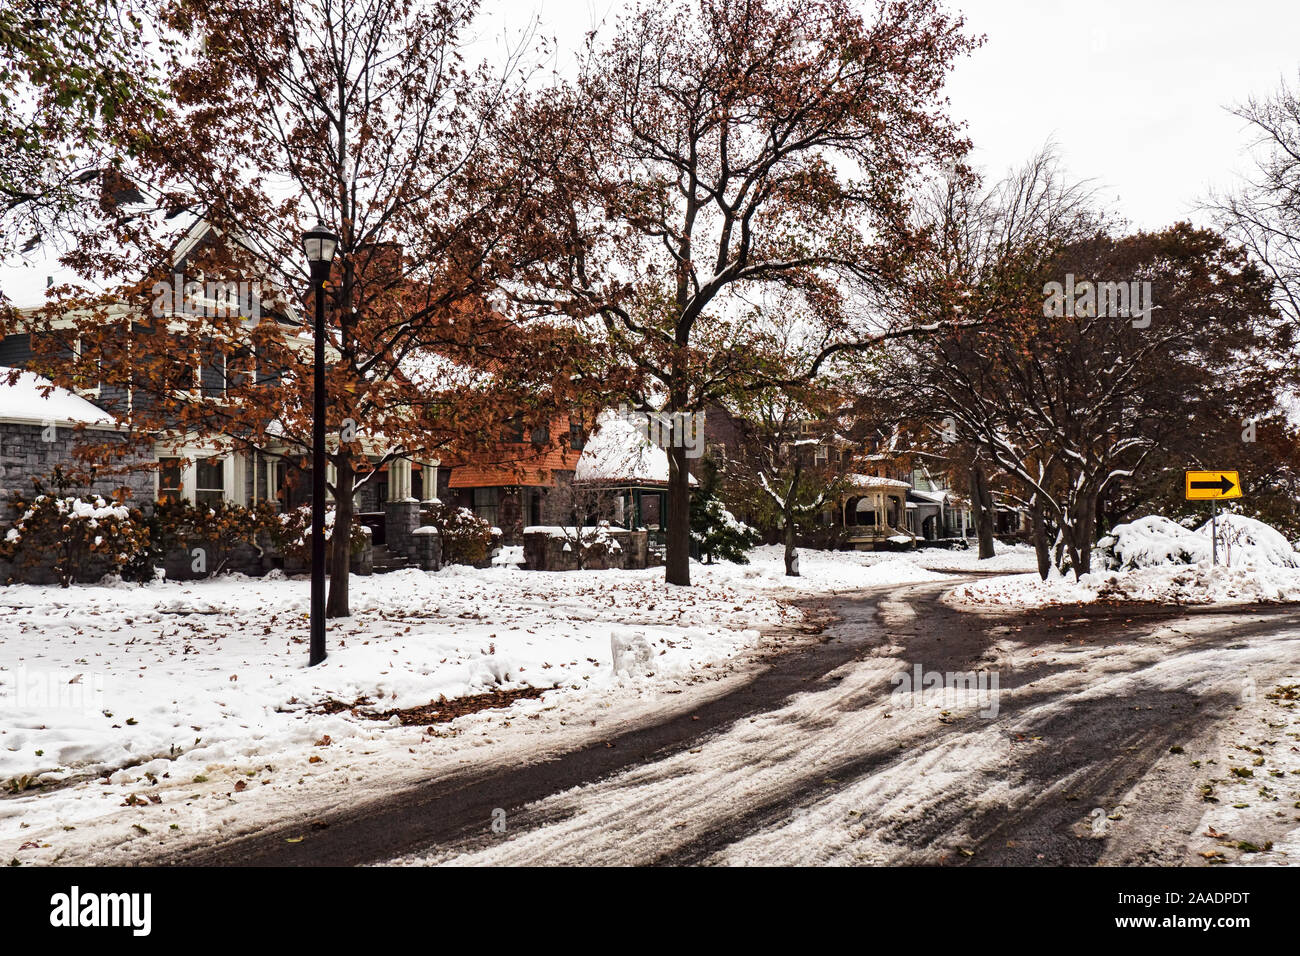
[1210,76,1300,325]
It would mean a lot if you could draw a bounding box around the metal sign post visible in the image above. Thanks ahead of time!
[1211,499,1218,566]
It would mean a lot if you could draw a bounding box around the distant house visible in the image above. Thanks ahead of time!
[0,215,315,513]
[837,473,915,548]
[437,414,588,545]
[572,408,699,533]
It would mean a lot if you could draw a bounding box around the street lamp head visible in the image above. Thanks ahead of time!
[301,221,338,281]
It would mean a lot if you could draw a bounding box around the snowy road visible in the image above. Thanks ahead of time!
[159,580,1300,866]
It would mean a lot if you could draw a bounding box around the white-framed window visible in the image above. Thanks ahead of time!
[195,458,226,507]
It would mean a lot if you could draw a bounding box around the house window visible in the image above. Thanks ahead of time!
[159,457,183,503]
[170,354,198,391]
[472,487,498,528]
[814,445,829,465]
[195,459,225,507]
[569,424,586,451]
[500,420,524,443]
[530,424,550,445]
[201,354,226,398]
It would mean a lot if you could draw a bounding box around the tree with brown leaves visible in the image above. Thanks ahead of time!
[498,0,979,586]
[7,0,612,615]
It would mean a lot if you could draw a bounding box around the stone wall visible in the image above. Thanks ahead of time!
[523,527,649,572]
[0,423,158,584]
[0,423,156,505]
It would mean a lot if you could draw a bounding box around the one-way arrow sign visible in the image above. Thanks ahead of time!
[1185,470,1242,500]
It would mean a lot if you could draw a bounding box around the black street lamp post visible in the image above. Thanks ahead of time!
[302,221,338,667]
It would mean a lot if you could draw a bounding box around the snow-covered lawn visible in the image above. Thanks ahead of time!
[1,561,794,790]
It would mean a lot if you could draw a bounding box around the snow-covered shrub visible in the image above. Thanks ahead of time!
[420,501,493,565]
[1098,513,1299,570]
[690,494,758,564]
[272,504,371,562]
[1097,515,1211,569]
[127,498,279,580]
[1195,513,1299,568]
[1,492,149,587]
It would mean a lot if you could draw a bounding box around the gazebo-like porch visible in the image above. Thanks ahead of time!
[838,474,914,550]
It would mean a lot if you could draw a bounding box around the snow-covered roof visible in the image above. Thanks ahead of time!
[396,347,493,391]
[575,409,696,486]
[908,488,948,504]
[845,473,910,491]
[1,204,202,312]
[0,367,116,427]
[0,246,111,311]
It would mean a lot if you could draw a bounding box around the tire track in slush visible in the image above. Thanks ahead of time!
[168,580,1300,866]
[422,593,1300,866]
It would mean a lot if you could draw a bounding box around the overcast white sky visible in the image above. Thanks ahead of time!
[482,0,1300,230]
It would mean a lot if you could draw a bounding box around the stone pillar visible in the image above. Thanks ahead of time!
[384,498,420,560]
[412,526,441,571]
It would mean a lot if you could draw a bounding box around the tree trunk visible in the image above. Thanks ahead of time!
[1031,495,1050,580]
[326,453,353,618]
[664,443,691,586]
[783,514,799,576]
[969,463,996,559]
[1068,496,1096,579]
[782,457,803,576]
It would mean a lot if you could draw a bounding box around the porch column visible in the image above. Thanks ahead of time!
[388,459,412,501]
[264,458,277,508]
[229,453,247,506]
[417,461,438,501]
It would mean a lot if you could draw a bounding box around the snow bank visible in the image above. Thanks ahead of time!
[1101,513,1299,570]
[948,561,1300,609]
[1196,513,1299,568]
[953,514,1300,608]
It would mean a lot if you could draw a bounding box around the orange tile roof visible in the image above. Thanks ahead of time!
[446,415,580,488]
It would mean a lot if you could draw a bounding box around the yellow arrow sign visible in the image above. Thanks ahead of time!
[1185,470,1242,500]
